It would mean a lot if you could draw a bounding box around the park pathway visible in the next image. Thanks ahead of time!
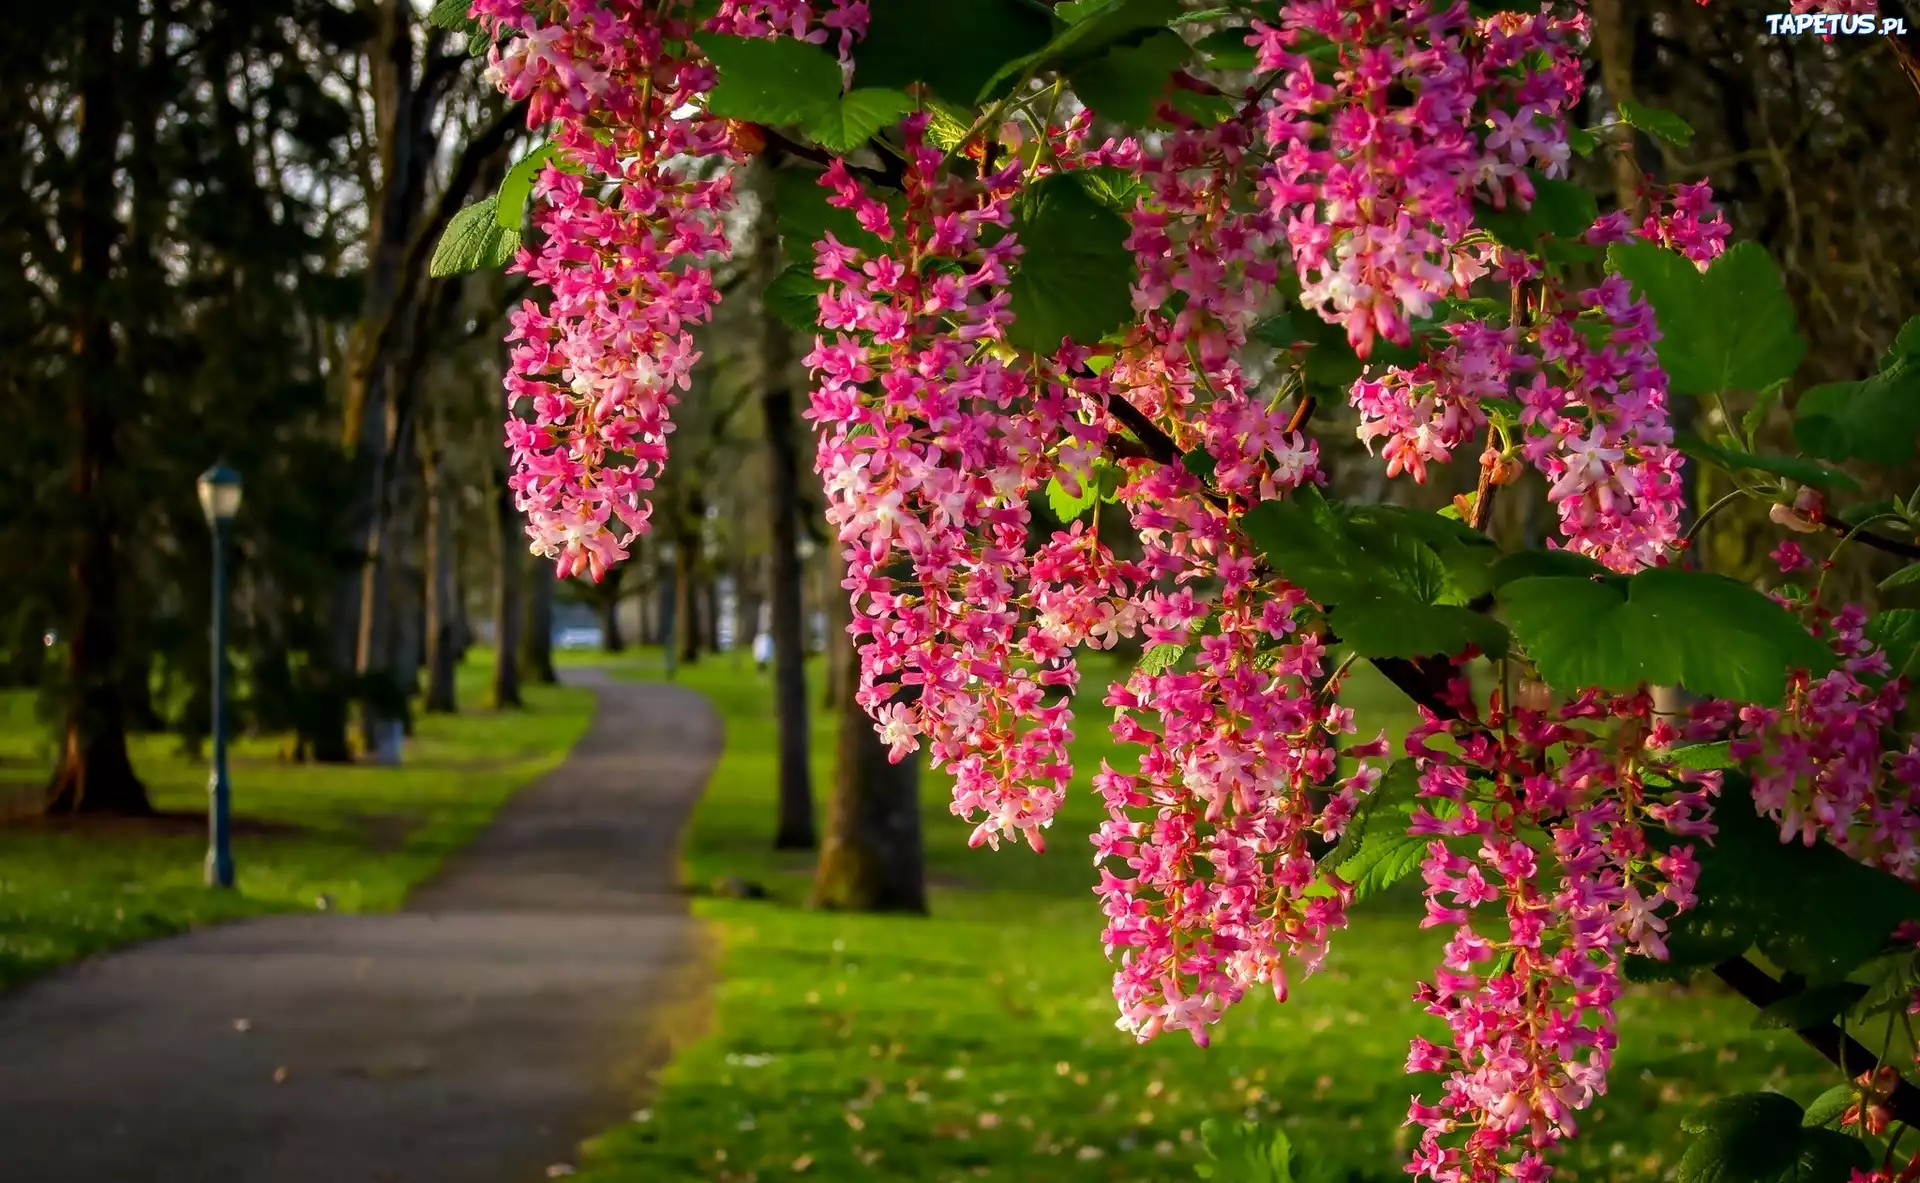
[0,673,721,1183]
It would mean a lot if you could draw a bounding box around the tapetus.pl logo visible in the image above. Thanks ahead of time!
[1764,12,1910,35]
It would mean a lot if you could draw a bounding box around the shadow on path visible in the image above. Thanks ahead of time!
[0,673,721,1183]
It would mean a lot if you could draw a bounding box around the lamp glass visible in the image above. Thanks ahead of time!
[197,469,243,523]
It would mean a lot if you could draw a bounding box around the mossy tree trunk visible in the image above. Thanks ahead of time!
[811,637,925,914]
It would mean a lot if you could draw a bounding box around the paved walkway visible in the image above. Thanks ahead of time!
[0,673,722,1183]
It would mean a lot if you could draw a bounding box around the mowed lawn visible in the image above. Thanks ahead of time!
[0,653,593,988]
[575,649,1831,1183]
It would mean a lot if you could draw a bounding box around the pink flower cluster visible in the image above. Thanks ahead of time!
[803,115,1112,853]
[1253,3,1585,359]
[1722,562,1920,882]
[477,0,861,580]
[475,0,740,579]
[1399,677,1717,1182]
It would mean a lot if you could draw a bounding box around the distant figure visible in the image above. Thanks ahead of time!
[753,631,773,672]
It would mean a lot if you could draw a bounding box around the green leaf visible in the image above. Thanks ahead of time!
[1887,315,1920,368]
[1497,567,1834,706]
[856,0,1054,106]
[1677,1093,1869,1183]
[1243,492,1508,660]
[1793,354,1920,468]
[1608,242,1806,397]
[1566,125,1599,156]
[1676,777,1920,984]
[1321,760,1418,870]
[773,168,893,255]
[1490,549,1615,586]
[1801,1084,1857,1130]
[1332,597,1509,661]
[694,33,844,126]
[1169,89,1237,124]
[426,0,476,32]
[1473,171,1597,254]
[1617,98,1696,146]
[1883,563,1920,592]
[1252,310,1369,390]
[1333,829,1430,901]
[764,265,827,332]
[1752,982,1868,1030]
[496,141,559,230]
[978,0,1185,103]
[1672,431,1862,493]
[1194,26,1256,69]
[1664,741,1738,771]
[1744,382,1786,444]
[1006,173,1137,354]
[1678,1094,1805,1183]
[1074,165,1151,213]
[1046,472,1100,521]
[799,88,917,153]
[1530,176,1600,239]
[1197,1119,1296,1183]
[1792,1131,1876,1183]
[1138,643,1185,675]
[430,196,520,277]
[1868,610,1920,678]
[1181,447,1217,485]
[1068,28,1189,124]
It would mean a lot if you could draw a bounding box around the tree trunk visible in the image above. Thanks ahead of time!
[600,565,626,653]
[491,464,524,710]
[811,638,925,913]
[752,167,817,848]
[522,563,557,684]
[48,7,150,816]
[675,535,702,666]
[328,0,435,763]
[1590,0,1647,218]
[703,577,722,653]
[423,437,458,713]
[822,543,850,710]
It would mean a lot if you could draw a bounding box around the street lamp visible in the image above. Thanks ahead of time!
[197,464,242,889]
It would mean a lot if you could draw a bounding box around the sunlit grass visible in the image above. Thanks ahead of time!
[0,653,593,988]
[573,649,1830,1183]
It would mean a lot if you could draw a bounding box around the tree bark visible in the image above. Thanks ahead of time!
[811,637,925,913]
[754,166,817,848]
[522,562,557,684]
[599,565,626,653]
[1590,0,1647,217]
[329,0,435,760]
[422,434,459,713]
[822,543,850,709]
[48,6,150,816]
[675,531,703,666]
[490,462,524,710]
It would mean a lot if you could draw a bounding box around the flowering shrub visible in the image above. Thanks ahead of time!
[432,1,1920,1179]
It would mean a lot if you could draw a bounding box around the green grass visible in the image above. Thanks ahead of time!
[0,652,593,988]
[572,648,1832,1183]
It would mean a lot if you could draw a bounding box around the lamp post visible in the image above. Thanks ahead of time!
[197,464,242,889]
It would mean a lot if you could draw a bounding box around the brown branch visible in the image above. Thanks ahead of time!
[1714,956,1920,1127]
[1819,511,1920,562]
[1285,392,1317,435]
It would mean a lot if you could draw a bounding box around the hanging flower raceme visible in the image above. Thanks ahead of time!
[477,0,866,581]
[802,114,1130,854]
[1399,677,1718,1183]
